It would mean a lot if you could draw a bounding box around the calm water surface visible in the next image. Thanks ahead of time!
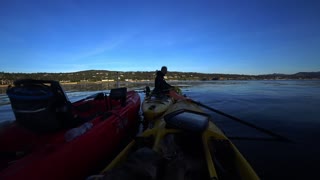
[1,80,320,179]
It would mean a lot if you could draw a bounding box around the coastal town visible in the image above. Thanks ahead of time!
[1,70,319,86]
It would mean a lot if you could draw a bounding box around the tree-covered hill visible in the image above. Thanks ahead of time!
[0,70,319,85]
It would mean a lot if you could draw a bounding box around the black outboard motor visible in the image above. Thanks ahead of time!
[6,79,72,133]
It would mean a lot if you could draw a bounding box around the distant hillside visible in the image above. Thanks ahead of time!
[292,72,320,79]
[253,72,320,80]
[0,70,319,85]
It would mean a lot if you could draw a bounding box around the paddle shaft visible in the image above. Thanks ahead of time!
[189,99,292,142]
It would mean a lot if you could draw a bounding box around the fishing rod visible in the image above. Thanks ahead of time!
[188,99,292,143]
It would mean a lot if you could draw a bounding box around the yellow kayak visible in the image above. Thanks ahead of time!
[95,98,259,180]
[142,94,173,122]
[142,87,185,123]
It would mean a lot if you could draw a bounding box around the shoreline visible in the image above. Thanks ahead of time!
[1,79,320,87]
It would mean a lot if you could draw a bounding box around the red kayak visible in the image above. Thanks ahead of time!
[0,79,141,180]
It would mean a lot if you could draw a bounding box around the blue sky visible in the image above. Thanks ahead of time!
[0,0,319,75]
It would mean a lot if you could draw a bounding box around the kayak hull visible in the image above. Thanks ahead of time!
[0,90,141,180]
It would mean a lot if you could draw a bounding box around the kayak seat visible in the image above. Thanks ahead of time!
[94,92,110,112]
[109,87,127,109]
[71,92,111,126]
[7,79,74,133]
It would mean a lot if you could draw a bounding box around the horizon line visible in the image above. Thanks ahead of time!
[1,69,320,76]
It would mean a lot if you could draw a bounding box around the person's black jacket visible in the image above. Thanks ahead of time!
[153,70,172,93]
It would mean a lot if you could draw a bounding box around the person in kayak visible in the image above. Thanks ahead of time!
[153,66,173,94]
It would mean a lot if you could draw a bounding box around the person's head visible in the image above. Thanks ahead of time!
[161,66,168,75]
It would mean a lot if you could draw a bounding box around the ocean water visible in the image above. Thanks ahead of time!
[182,80,320,179]
[1,80,320,179]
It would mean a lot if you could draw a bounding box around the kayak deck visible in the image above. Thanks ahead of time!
[94,99,259,180]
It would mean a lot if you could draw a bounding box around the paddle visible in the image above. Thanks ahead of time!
[188,99,292,143]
